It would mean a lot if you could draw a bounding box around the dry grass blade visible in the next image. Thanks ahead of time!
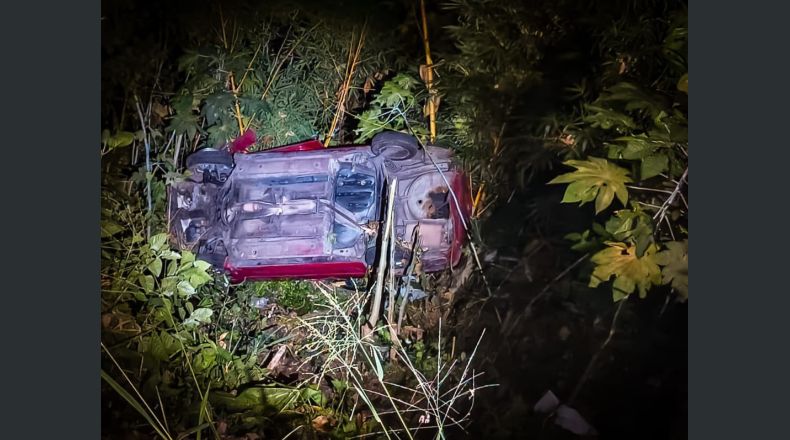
[324,25,367,146]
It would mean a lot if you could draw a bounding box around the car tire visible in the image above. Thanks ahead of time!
[187,148,233,168]
[186,148,234,183]
[371,131,419,160]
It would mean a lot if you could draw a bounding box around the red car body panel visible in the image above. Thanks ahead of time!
[267,139,326,153]
[449,172,472,268]
[224,260,367,282]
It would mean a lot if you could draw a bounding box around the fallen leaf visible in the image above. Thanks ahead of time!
[312,415,337,432]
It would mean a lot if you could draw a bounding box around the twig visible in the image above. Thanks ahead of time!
[653,167,688,226]
[474,195,498,217]
[664,215,676,241]
[260,23,319,101]
[236,43,262,91]
[568,297,628,405]
[626,184,674,194]
[134,95,153,240]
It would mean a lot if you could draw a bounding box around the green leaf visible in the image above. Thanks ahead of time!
[655,240,688,300]
[583,104,636,131]
[194,347,217,371]
[159,250,181,261]
[589,241,662,300]
[184,307,213,329]
[641,154,669,180]
[149,233,168,252]
[147,258,163,278]
[374,73,419,108]
[177,280,196,297]
[614,134,670,160]
[599,82,668,117]
[138,275,155,294]
[549,157,632,214]
[168,112,199,139]
[181,251,196,265]
[211,387,300,412]
[101,220,124,238]
[160,277,179,297]
[190,272,213,289]
[353,108,390,142]
[149,331,180,361]
[301,385,328,406]
[107,131,135,149]
[193,260,212,271]
[604,208,655,257]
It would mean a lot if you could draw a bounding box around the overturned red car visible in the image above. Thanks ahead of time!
[168,131,471,283]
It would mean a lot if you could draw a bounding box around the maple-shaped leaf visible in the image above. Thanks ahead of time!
[549,157,633,214]
[655,239,688,301]
[167,112,200,140]
[373,73,419,109]
[589,241,662,301]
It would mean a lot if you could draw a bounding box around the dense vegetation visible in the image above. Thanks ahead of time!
[101,0,687,438]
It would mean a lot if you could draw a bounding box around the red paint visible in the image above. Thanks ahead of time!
[225,260,367,283]
[229,129,257,154]
[267,139,326,153]
[449,172,472,267]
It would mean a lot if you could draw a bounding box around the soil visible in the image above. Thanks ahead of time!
[447,192,688,440]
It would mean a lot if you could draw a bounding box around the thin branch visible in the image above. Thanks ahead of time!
[653,167,688,226]
[626,184,674,194]
[134,95,153,240]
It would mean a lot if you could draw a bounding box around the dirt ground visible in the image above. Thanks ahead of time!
[444,192,688,439]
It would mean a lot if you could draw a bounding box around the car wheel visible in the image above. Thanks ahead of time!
[186,148,234,184]
[371,131,419,160]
